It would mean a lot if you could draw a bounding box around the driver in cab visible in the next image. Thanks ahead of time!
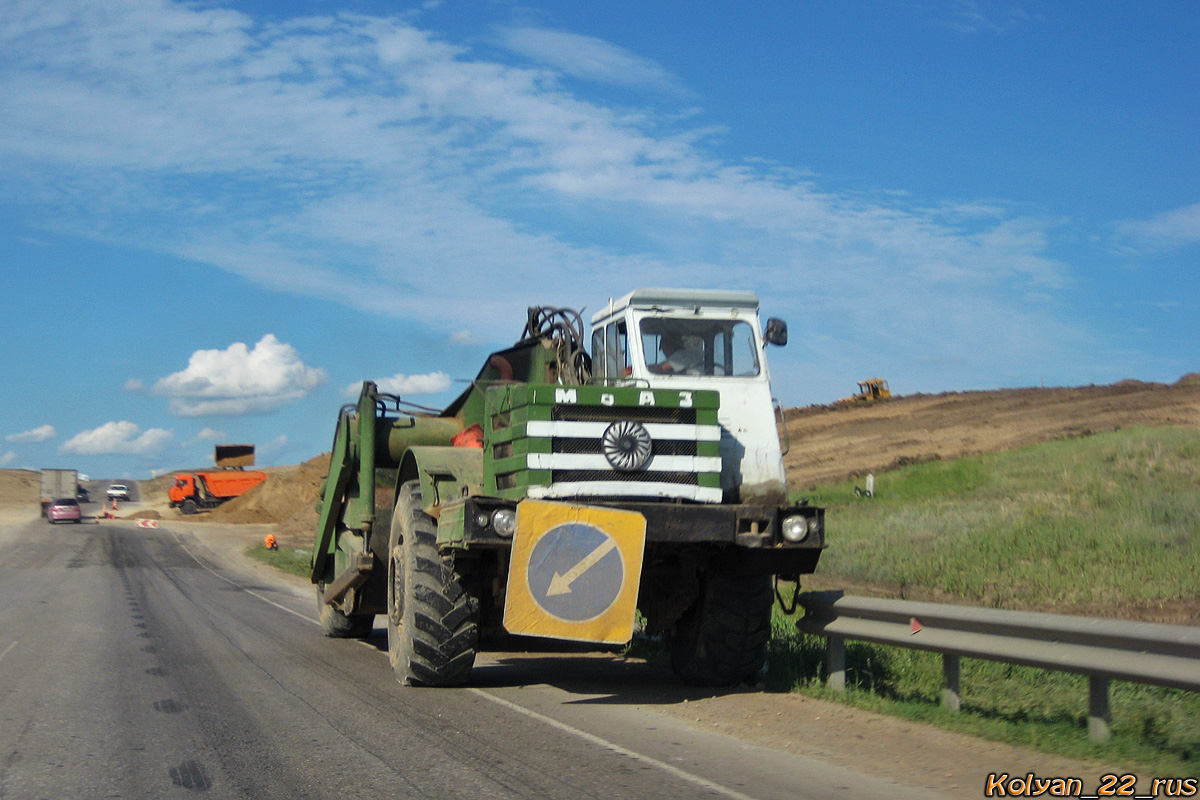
[650,332,704,375]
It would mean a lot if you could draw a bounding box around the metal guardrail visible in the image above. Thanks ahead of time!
[795,591,1200,741]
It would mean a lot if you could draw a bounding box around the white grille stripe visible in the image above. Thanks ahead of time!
[525,421,720,441]
[527,453,722,472]
[527,483,724,503]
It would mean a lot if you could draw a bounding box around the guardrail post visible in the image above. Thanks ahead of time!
[826,636,846,691]
[1088,677,1111,742]
[942,654,961,712]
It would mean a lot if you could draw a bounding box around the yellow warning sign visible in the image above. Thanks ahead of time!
[503,500,646,644]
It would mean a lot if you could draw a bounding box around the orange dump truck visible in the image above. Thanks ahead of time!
[169,470,266,515]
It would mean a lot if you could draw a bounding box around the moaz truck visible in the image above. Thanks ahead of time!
[311,289,824,687]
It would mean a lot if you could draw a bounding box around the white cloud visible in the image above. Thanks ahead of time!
[939,1,1035,35]
[184,427,225,446]
[345,371,452,398]
[153,334,327,416]
[6,424,56,443]
[1117,202,1200,251]
[60,421,173,456]
[0,1,1085,396]
[450,329,478,345]
[260,434,288,454]
[0,451,16,466]
[125,378,147,392]
[497,27,682,91]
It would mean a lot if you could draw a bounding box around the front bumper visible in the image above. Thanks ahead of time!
[440,496,825,576]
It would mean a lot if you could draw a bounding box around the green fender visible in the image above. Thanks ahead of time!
[399,445,485,520]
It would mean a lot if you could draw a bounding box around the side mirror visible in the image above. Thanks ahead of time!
[764,317,788,347]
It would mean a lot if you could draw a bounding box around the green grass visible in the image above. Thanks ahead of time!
[765,613,1200,773]
[779,425,1200,771]
[798,426,1200,610]
[245,543,312,579]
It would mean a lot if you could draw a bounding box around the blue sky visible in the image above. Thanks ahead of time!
[1,0,1197,479]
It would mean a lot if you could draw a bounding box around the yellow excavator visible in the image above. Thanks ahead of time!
[837,378,891,404]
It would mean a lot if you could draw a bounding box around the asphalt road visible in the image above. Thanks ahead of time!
[0,514,947,800]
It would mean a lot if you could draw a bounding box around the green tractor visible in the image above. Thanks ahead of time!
[311,289,825,686]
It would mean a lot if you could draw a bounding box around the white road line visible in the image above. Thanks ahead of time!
[170,531,317,626]
[0,640,17,664]
[467,688,761,800]
[172,530,760,800]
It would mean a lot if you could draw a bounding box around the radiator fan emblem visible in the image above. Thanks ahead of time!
[601,420,653,471]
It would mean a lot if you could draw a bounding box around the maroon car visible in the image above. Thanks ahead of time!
[46,497,82,524]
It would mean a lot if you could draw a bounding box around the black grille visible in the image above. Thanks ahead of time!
[553,406,697,424]
[552,470,699,485]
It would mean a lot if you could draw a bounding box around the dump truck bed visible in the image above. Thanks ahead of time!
[197,471,266,498]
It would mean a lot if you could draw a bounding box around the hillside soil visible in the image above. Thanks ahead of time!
[784,375,1200,489]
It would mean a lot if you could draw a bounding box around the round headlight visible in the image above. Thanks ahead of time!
[781,515,809,543]
[491,508,518,538]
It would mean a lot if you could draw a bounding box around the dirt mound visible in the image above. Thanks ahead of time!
[0,470,39,506]
[139,476,170,506]
[203,454,328,546]
[128,509,162,520]
[783,376,1200,489]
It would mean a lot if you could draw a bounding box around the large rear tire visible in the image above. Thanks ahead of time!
[669,568,773,687]
[387,480,479,686]
[181,499,198,515]
[316,583,375,638]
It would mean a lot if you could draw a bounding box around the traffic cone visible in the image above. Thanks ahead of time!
[264,534,278,551]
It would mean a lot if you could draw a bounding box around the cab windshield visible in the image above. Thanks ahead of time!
[638,318,760,377]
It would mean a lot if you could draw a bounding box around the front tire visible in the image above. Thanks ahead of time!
[181,499,198,515]
[669,568,774,687]
[387,480,478,686]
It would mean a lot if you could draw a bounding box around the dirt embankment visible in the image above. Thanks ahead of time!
[134,455,328,547]
[0,470,40,521]
[783,375,1200,490]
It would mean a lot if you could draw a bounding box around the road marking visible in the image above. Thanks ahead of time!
[547,537,618,596]
[0,641,17,664]
[169,531,315,626]
[468,688,760,800]
[170,529,757,800]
